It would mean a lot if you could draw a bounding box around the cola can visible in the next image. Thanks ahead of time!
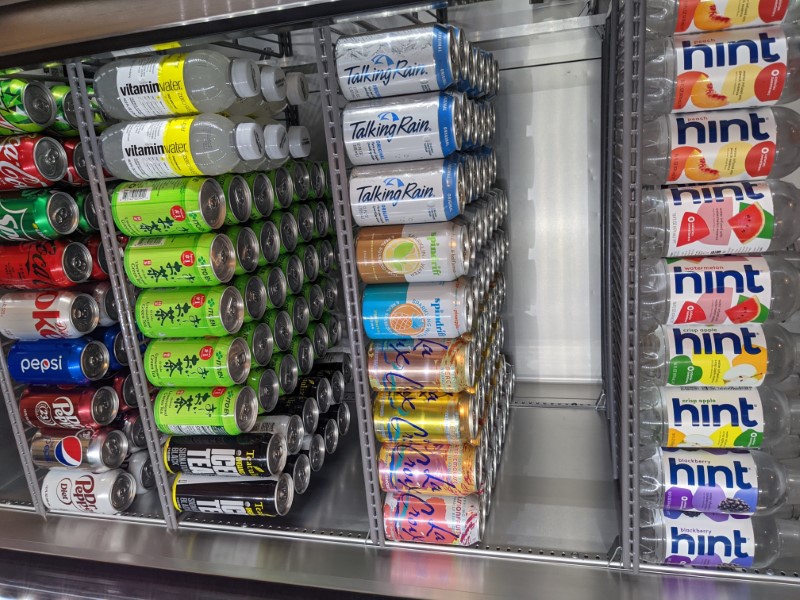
[269,452,310,495]
[251,414,304,454]
[77,281,117,327]
[9,338,109,385]
[59,139,89,186]
[246,367,281,413]
[271,395,319,437]
[252,219,281,266]
[299,433,326,472]
[123,451,156,495]
[89,324,131,372]
[80,234,110,281]
[32,427,128,471]
[232,274,267,323]
[108,370,150,412]
[0,291,98,340]
[164,433,287,477]
[113,409,149,453]
[42,468,136,515]
[19,385,119,429]
[0,134,67,191]
[0,239,91,289]
[307,322,329,358]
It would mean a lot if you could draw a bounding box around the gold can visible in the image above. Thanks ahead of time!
[373,391,478,444]
[368,337,475,392]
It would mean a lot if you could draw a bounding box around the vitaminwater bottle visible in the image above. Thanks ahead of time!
[100,114,264,180]
[640,384,800,449]
[640,508,800,568]
[640,255,800,329]
[640,446,800,515]
[640,180,800,258]
[641,107,800,186]
[646,0,800,36]
[645,25,800,115]
[225,66,288,117]
[228,116,266,174]
[94,50,260,121]
[640,323,800,386]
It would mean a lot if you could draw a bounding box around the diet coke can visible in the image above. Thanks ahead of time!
[0,291,99,339]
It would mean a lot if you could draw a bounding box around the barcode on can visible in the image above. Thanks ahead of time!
[131,237,166,247]
[118,187,152,202]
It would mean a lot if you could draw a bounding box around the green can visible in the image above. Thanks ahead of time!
[216,173,252,225]
[251,219,280,266]
[268,210,299,255]
[72,189,99,233]
[266,166,294,210]
[135,286,244,338]
[301,282,325,321]
[255,266,287,311]
[238,321,274,367]
[289,202,315,243]
[154,385,258,435]
[47,85,109,137]
[306,321,330,357]
[232,273,267,323]
[0,189,79,240]
[321,312,342,347]
[305,161,326,201]
[284,160,310,203]
[244,172,275,219]
[278,253,305,295]
[144,336,251,387]
[310,200,329,239]
[263,309,293,353]
[321,162,331,199]
[0,80,56,135]
[294,244,319,283]
[111,178,226,236]
[285,293,310,336]
[326,203,336,237]
[124,233,236,288]
[246,367,280,413]
[289,335,315,376]
[314,239,335,275]
[224,225,260,275]
[267,352,299,396]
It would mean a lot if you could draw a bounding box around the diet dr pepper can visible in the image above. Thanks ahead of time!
[144,337,251,387]
[19,385,119,429]
[31,427,129,472]
[135,286,244,338]
[42,468,137,515]
[163,433,287,477]
[0,134,67,191]
[0,239,92,289]
[154,385,259,435]
[9,338,109,385]
[0,189,79,240]
[0,291,99,339]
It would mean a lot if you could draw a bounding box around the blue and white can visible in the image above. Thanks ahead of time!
[8,338,110,385]
[349,158,465,226]
[335,24,460,101]
[343,91,462,165]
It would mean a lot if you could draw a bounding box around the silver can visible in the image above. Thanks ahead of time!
[117,410,148,453]
[83,281,118,327]
[312,201,329,239]
[269,351,299,395]
[264,309,294,353]
[124,450,156,495]
[308,322,329,357]
[281,253,305,295]
[239,321,274,367]
[291,335,315,375]
[300,433,326,472]
[451,25,470,84]
[254,219,281,265]
[286,294,310,336]
[247,172,275,219]
[271,452,311,495]
[315,239,335,275]
[317,417,339,455]
[302,283,325,321]
[32,427,128,471]
[292,202,315,243]
[252,414,304,454]
[270,167,294,209]
[320,277,338,311]
[295,244,319,284]
[0,290,99,340]
[273,211,299,255]
[41,468,136,515]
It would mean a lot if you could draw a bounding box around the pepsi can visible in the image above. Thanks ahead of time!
[9,338,109,385]
[31,427,128,471]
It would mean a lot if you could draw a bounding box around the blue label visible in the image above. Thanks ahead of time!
[438,93,458,157]
[441,158,460,220]
[432,24,453,91]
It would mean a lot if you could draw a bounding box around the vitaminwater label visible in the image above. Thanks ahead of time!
[664,324,768,386]
[111,42,181,57]
[674,0,789,35]
[667,109,776,184]
[661,448,758,514]
[661,388,765,447]
[673,27,787,112]
[663,182,775,256]
[116,54,197,118]
[665,257,772,324]
[662,511,755,567]
[120,118,202,179]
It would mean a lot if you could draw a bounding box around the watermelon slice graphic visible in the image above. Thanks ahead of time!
[726,295,769,324]
[729,203,765,244]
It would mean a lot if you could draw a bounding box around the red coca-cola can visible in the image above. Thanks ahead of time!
[80,234,110,281]
[19,385,120,429]
[60,139,89,186]
[0,239,92,288]
[0,135,68,191]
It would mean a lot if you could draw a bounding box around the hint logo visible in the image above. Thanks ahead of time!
[19,356,62,373]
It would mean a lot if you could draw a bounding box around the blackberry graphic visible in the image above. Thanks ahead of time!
[718,498,751,513]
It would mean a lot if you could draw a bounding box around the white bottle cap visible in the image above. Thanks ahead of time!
[286,72,309,106]
[288,126,311,159]
[230,59,260,99]
[261,66,287,102]
[264,123,289,160]
[234,122,265,161]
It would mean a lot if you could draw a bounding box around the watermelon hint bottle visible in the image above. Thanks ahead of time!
[641,180,800,258]
[640,255,800,328]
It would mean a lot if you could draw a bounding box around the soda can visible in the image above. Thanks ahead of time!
[284,160,310,203]
[244,171,274,219]
[295,243,319,284]
[9,338,109,385]
[47,85,78,136]
[238,321,274,367]
[0,134,67,191]
[136,286,243,338]
[155,385,258,435]
[164,433,287,477]
[314,352,353,384]
[122,451,155,495]
[42,468,136,515]
[124,233,236,288]
[290,336,315,375]
[59,139,89,186]
[72,189,99,234]
[19,385,119,429]
[77,234,108,282]
[299,433,326,472]
[0,239,91,289]
[246,367,281,414]
[32,427,128,472]
[251,219,281,266]
[0,80,56,135]
[263,309,294,353]
[0,291,98,340]
[315,239,335,275]
[231,274,266,324]
[267,167,294,210]
[296,375,334,414]
[384,491,481,545]
[327,203,336,237]
[306,162,326,201]
[378,442,481,495]
[450,26,470,83]
[319,312,341,347]
[108,370,147,412]
[335,25,458,101]
[460,100,474,149]
[216,173,252,226]
[289,202,315,244]
[277,253,305,296]
[112,410,145,455]
[74,281,116,327]
[252,414,304,454]
[89,324,130,372]
[317,417,339,454]
[349,158,464,226]
[224,225,260,275]
[362,278,472,340]
[368,337,474,392]
[269,210,299,256]
[271,395,319,436]
[271,452,311,494]
[306,322,329,358]
[373,391,478,444]
[172,472,293,517]
[320,402,350,437]
[145,336,250,387]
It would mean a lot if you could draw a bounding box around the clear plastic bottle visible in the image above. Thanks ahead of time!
[641,180,800,258]
[640,384,800,449]
[94,50,260,121]
[640,323,800,386]
[646,0,800,37]
[100,114,263,180]
[640,508,800,568]
[645,25,800,115]
[255,116,290,170]
[225,65,287,117]
[641,107,800,186]
[640,446,800,515]
[228,116,266,174]
[640,255,800,329]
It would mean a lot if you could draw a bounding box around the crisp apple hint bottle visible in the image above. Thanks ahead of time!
[646,0,800,37]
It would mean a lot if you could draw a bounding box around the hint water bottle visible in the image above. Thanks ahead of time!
[646,0,800,36]
[639,384,800,449]
[645,25,800,115]
[640,508,800,568]
[640,180,800,258]
[640,324,800,387]
[641,107,800,186]
[640,446,800,515]
[639,255,800,329]
[94,50,260,120]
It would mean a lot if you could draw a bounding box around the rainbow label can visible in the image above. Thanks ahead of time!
[383,491,481,546]
[378,442,481,496]
[368,337,475,392]
[373,392,478,444]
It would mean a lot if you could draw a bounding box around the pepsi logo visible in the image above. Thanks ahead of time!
[55,436,83,467]
[34,400,55,426]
